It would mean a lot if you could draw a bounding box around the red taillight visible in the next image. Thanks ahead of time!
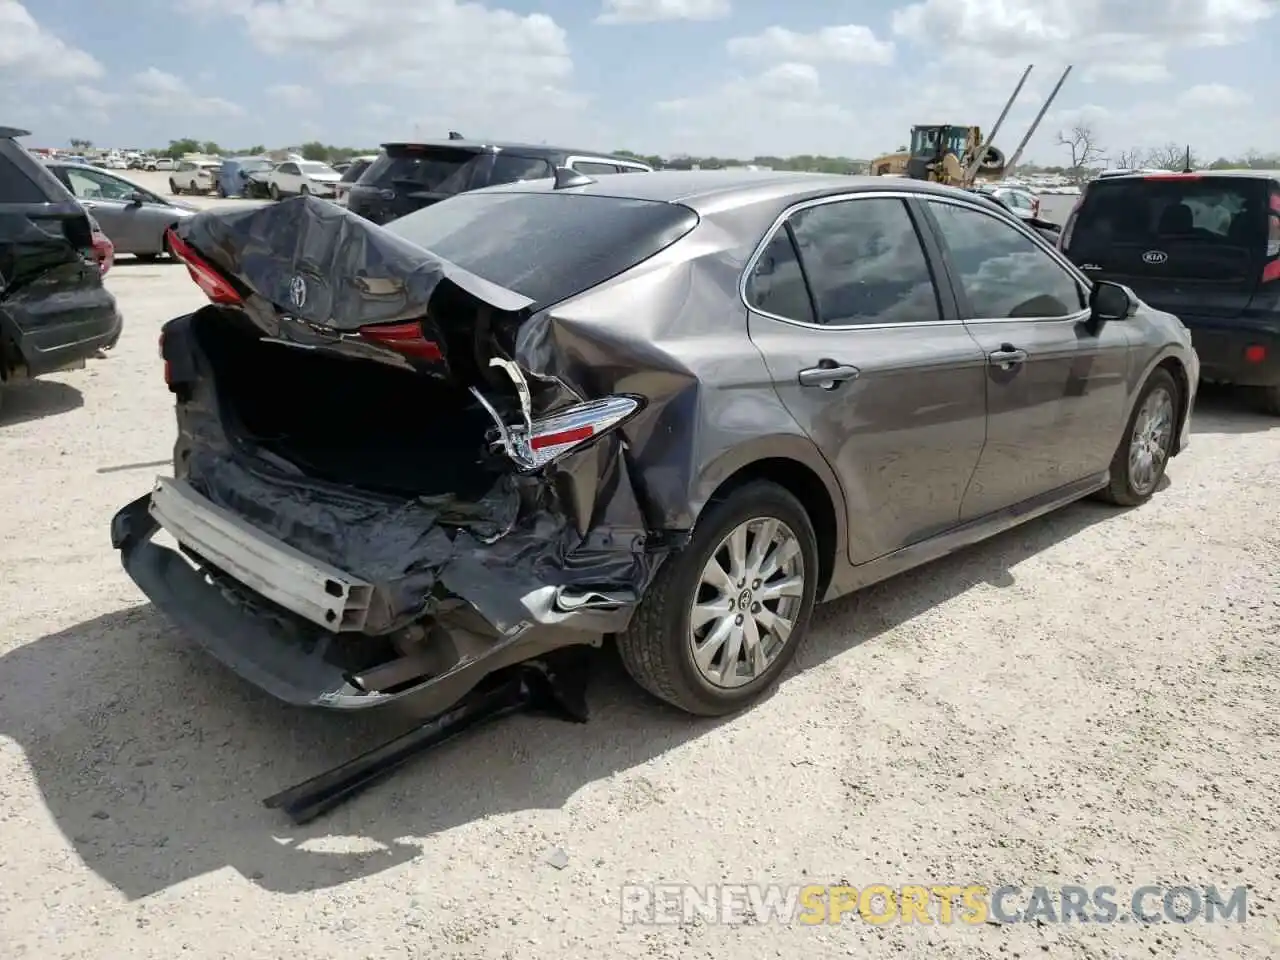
[166,228,243,304]
[530,424,594,451]
[356,321,443,360]
[92,231,114,276]
[1244,345,1267,364]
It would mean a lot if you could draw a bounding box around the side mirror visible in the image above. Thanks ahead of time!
[127,192,147,206]
[1089,280,1138,324]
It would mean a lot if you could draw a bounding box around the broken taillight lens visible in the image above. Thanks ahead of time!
[469,358,643,472]
[166,228,243,305]
[356,321,443,361]
[504,395,641,471]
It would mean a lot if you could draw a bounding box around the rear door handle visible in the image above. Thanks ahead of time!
[988,344,1028,370]
[798,360,860,389]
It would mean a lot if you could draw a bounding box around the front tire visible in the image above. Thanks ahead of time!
[618,480,819,716]
[1097,368,1178,506]
[269,183,280,201]
[169,179,180,195]
[300,183,310,196]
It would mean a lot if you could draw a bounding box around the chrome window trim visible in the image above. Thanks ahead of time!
[566,155,653,173]
[738,190,965,332]
[739,189,1097,332]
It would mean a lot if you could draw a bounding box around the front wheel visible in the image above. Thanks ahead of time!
[617,480,819,716]
[299,183,310,196]
[1097,368,1179,506]
[269,183,280,201]
[169,179,180,195]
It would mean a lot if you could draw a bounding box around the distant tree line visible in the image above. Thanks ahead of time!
[69,133,1280,176]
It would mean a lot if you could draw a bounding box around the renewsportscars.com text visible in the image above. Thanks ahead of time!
[620,883,1249,926]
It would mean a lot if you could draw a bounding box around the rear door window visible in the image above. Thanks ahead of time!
[1064,176,1267,283]
[786,197,943,326]
[487,155,553,185]
[570,161,623,175]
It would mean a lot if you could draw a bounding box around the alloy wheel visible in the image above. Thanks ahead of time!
[688,517,805,689]
[1129,386,1174,496]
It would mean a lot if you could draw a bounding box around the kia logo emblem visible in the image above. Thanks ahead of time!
[1142,250,1168,265]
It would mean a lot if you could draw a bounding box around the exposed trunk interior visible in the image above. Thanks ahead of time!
[192,310,506,501]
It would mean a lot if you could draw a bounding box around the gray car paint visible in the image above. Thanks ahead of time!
[496,171,1197,603]
[46,162,197,255]
[113,170,1198,715]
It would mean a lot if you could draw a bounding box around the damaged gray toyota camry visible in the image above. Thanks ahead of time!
[111,169,1198,722]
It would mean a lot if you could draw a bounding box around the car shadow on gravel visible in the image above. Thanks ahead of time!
[1191,383,1276,434]
[0,499,1120,901]
[0,379,83,426]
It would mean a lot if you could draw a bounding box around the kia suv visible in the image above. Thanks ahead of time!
[1061,170,1280,413]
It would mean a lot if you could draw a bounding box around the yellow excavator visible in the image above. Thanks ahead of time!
[870,65,1073,187]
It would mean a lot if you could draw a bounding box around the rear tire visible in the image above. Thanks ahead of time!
[617,480,819,717]
[169,179,180,195]
[269,183,280,201]
[1096,368,1179,506]
[1254,385,1280,416]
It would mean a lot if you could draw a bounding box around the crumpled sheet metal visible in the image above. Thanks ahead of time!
[175,195,534,329]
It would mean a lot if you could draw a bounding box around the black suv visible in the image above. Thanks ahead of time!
[1060,170,1280,413]
[345,139,652,224]
[1,126,121,413]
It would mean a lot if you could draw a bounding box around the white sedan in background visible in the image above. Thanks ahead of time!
[266,160,342,200]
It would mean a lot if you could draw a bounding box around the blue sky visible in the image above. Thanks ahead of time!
[1,0,1275,163]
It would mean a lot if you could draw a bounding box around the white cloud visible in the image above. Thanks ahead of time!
[198,0,583,143]
[595,0,730,25]
[267,83,312,108]
[655,64,857,157]
[131,67,244,117]
[891,0,1275,78]
[1180,83,1251,109]
[0,0,103,81]
[726,25,894,65]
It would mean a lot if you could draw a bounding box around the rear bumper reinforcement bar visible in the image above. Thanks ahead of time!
[148,476,374,632]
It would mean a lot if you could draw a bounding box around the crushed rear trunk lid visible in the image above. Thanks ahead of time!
[176,194,534,331]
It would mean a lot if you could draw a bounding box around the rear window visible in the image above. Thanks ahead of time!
[383,191,699,307]
[1069,177,1265,252]
[362,146,483,195]
[0,140,56,203]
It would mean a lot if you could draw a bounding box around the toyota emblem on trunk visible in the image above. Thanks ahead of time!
[1142,250,1168,264]
[288,275,308,308]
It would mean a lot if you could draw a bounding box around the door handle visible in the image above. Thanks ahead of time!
[988,343,1028,370]
[798,359,860,389]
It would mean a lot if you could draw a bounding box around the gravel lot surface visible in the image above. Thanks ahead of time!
[0,190,1277,960]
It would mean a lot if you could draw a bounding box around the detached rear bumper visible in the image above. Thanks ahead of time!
[110,483,639,715]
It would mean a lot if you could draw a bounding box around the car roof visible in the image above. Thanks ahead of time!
[378,139,646,163]
[477,168,994,215]
[1091,169,1280,184]
[0,125,32,139]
